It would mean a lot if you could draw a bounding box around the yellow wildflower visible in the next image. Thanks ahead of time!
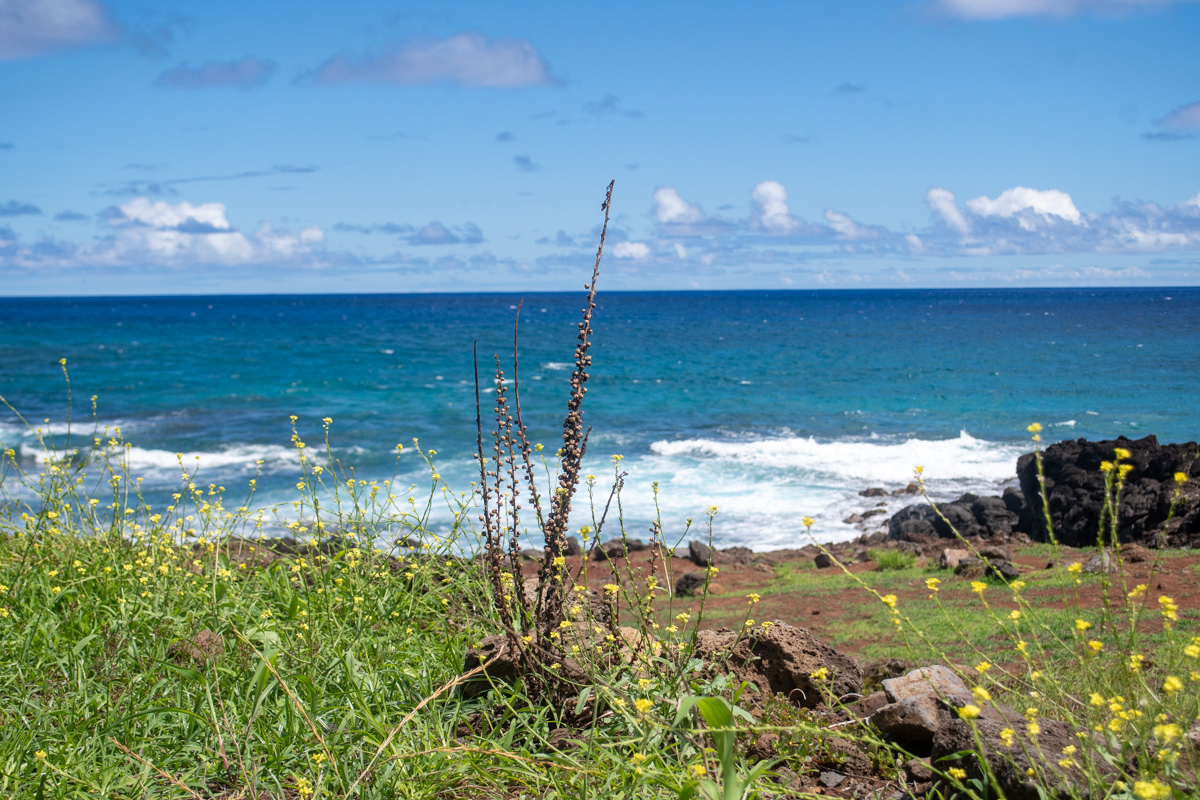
[971,581,987,595]
[881,594,897,609]
[634,698,653,716]
[1154,724,1181,743]
[810,667,829,681]
[999,728,1015,747]
[972,686,991,702]
[1133,780,1171,800]
[948,767,966,779]
[1163,675,1184,694]
[1075,619,1092,632]
[958,704,982,720]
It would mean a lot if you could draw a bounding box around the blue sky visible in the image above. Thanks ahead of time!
[1,0,1198,295]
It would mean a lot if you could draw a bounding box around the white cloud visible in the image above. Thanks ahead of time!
[653,187,706,225]
[966,187,1083,228]
[0,0,118,60]
[906,234,925,253]
[612,241,650,259]
[1157,101,1200,131]
[926,188,971,234]
[750,181,801,233]
[935,0,1186,19]
[106,199,322,265]
[1184,191,1200,209]
[823,209,878,240]
[673,242,687,259]
[309,32,553,88]
[119,198,232,231]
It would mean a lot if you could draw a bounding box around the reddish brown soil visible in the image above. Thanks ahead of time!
[519,546,1200,658]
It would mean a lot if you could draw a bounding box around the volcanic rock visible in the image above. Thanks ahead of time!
[694,622,862,708]
[1016,435,1200,548]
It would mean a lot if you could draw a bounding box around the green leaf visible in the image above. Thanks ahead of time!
[574,686,593,716]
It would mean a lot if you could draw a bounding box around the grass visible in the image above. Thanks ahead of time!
[868,548,916,571]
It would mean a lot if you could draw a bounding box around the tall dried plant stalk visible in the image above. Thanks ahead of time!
[474,180,615,690]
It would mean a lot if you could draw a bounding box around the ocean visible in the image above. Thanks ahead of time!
[2,288,1197,549]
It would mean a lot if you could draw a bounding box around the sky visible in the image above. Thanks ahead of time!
[1,0,1199,295]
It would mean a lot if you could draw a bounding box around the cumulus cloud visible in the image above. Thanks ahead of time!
[0,0,119,60]
[105,198,322,262]
[933,0,1188,19]
[0,197,324,270]
[307,32,553,88]
[653,188,706,225]
[612,241,650,259]
[154,57,276,89]
[925,188,971,234]
[966,186,1083,229]
[629,182,1200,267]
[823,209,882,241]
[0,200,42,217]
[749,181,803,234]
[513,154,538,172]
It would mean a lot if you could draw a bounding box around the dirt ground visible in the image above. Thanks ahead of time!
[518,544,1200,660]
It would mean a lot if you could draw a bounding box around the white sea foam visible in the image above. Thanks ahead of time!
[648,430,1020,486]
[120,443,296,472]
[592,431,1028,549]
[13,439,298,479]
[542,362,572,371]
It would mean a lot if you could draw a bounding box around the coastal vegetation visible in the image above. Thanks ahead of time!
[1,186,1198,798]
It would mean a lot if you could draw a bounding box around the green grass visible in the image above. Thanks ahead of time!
[3,408,1199,799]
[867,547,916,571]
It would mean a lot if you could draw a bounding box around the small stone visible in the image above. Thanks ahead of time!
[817,771,845,788]
[687,540,713,567]
[564,537,583,557]
[1082,553,1114,574]
[674,572,708,597]
[860,487,888,497]
[938,548,971,570]
[813,553,834,569]
[904,758,934,782]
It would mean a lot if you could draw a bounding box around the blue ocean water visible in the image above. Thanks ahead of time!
[2,289,1197,548]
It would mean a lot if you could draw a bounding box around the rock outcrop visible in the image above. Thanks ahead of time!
[887,493,1020,542]
[1016,435,1200,548]
[694,621,862,708]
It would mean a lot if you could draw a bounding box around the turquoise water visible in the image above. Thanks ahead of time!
[1,288,1197,548]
